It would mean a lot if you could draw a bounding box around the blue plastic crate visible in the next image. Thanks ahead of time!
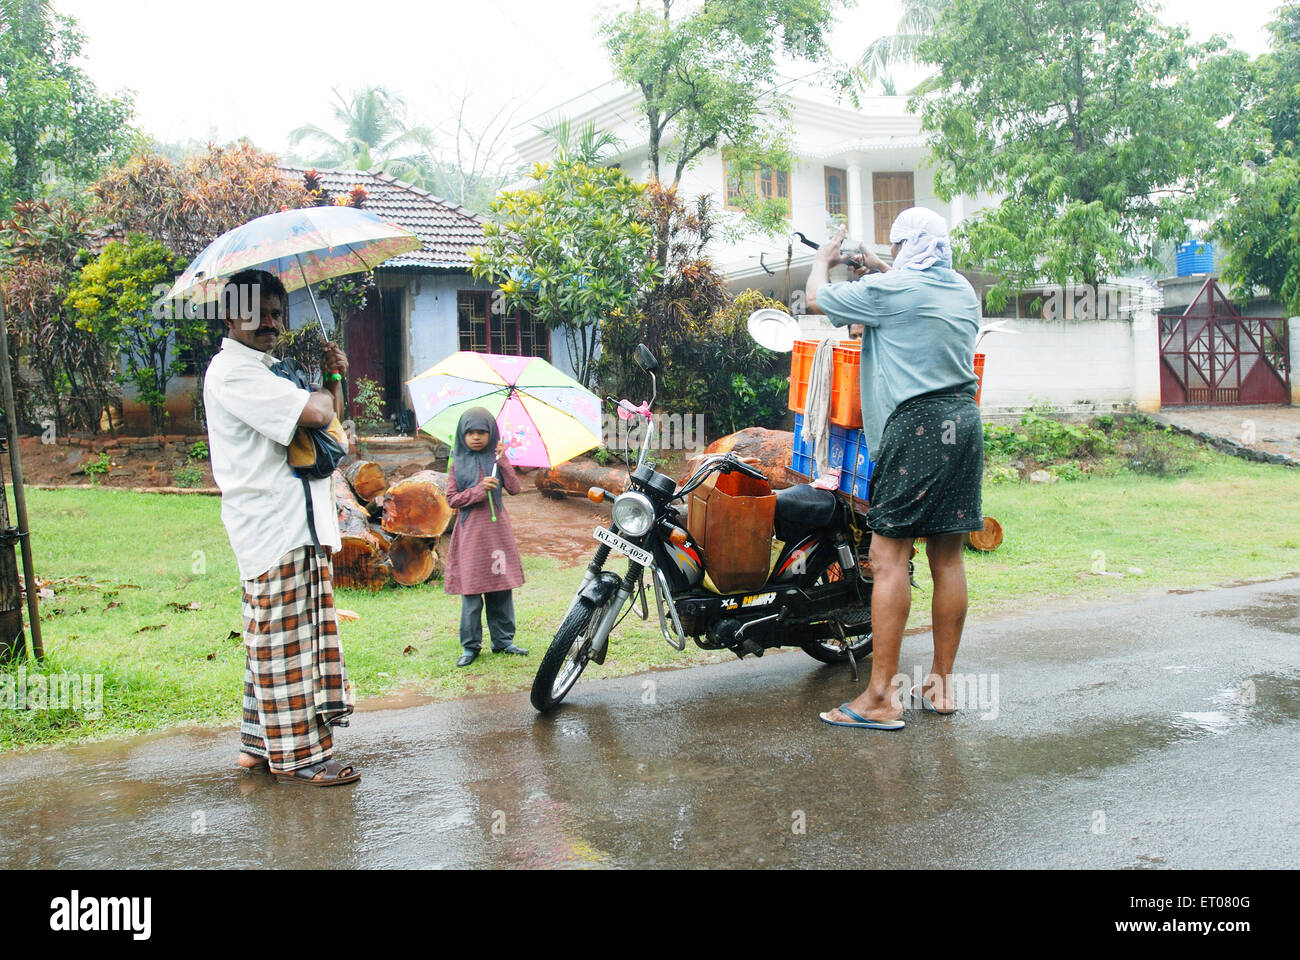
[791,414,847,474]
[839,429,874,497]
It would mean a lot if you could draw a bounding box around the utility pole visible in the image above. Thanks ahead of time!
[0,295,43,661]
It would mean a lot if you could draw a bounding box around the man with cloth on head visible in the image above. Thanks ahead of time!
[805,207,983,730]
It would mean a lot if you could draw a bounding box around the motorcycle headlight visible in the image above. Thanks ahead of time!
[611,492,655,537]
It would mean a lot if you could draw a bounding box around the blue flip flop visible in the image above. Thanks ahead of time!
[819,702,906,730]
[911,684,956,715]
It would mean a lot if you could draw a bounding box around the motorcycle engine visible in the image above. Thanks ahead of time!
[711,617,765,659]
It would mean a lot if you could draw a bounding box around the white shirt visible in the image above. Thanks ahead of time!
[203,337,341,580]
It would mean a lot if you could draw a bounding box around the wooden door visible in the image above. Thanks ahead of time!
[873,172,915,244]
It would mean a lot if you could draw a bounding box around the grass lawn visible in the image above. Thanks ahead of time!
[3,441,1297,751]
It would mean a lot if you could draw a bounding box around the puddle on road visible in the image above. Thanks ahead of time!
[1199,592,1300,636]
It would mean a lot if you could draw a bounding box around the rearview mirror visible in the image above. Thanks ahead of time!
[635,343,659,372]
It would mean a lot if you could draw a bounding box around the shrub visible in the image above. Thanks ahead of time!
[353,377,385,423]
[83,452,111,484]
[173,463,203,488]
[1125,428,1196,476]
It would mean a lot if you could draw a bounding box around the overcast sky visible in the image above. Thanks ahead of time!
[58,0,1287,162]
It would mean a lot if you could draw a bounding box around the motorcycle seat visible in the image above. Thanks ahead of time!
[774,483,839,541]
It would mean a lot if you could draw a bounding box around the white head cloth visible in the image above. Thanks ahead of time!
[888,206,953,271]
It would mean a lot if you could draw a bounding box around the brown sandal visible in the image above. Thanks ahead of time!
[274,759,361,787]
[237,752,269,771]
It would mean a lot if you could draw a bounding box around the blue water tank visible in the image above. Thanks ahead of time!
[1176,240,1215,276]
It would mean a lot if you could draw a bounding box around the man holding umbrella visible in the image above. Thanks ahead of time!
[173,203,421,785]
[204,269,359,786]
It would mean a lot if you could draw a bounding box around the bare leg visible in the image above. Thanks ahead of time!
[922,533,968,712]
[823,533,913,724]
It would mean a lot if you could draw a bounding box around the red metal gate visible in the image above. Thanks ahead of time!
[1159,279,1290,405]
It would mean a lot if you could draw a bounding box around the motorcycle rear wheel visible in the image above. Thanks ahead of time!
[530,598,609,712]
[799,565,873,664]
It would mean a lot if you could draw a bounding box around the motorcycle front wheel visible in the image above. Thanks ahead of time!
[530,597,611,712]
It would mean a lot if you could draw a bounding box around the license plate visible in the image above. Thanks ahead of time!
[594,526,654,567]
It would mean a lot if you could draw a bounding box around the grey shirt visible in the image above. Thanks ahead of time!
[815,266,981,453]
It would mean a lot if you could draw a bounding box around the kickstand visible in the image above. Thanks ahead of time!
[833,620,859,683]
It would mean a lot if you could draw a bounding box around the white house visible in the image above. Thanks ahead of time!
[511,79,1296,421]
[514,80,996,333]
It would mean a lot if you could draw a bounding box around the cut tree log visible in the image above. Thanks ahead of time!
[344,460,387,502]
[535,462,629,499]
[333,472,392,590]
[677,428,794,490]
[381,470,455,537]
[388,535,436,586]
[964,516,1004,552]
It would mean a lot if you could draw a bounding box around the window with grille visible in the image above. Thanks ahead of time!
[457,291,550,360]
[824,167,846,217]
[723,157,791,211]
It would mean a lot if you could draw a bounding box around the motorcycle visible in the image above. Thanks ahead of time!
[529,343,875,713]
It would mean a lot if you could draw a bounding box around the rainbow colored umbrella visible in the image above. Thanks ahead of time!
[407,352,602,472]
[165,206,421,339]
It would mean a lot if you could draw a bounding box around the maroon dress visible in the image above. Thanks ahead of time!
[443,454,525,596]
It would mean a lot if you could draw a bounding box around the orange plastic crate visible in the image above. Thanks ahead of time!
[787,339,817,413]
[788,339,862,429]
[974,352,985,406]
[830,341,862,428]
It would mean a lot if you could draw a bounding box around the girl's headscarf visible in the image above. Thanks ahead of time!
[452,406,501,509]
[889,207,953,271]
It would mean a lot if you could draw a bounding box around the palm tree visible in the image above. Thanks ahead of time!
[537,116,623,166]
[289,86,437,184]
[851,0,949,96]
[0,0,54,47]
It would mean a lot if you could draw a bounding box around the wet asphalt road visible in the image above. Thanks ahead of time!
[1,578,1297,869]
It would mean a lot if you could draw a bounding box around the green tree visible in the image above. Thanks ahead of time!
[91,141,311,385]
[289,86,436,186]
[65,234,196,436]
[0,198,114,433]
[0,5,135,214]
[469,159,658,387]
[601,0,847,228]
[917,0,1256,307]
[1214,3,1300,313]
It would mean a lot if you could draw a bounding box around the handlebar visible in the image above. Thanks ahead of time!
[672,452,768,502]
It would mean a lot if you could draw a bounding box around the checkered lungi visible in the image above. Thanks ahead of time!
[239,546,354,773]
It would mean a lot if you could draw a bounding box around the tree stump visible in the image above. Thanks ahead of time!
[678,428,794,489]
[333,472,392,590]
[344,460,387,502]
[534,462,629,499]
[381,470,454,537]
[388,536,436,586]
[964,516,1004,552]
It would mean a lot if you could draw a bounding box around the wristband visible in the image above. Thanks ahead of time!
[328,372,342,382]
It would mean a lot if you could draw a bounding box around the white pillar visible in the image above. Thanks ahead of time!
[951,193,966,230]
[1290,317,1300,405]
[1133,308,1162,412]
[846,162,865,248]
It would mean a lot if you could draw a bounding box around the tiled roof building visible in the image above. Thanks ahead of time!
[279,166,487,271]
